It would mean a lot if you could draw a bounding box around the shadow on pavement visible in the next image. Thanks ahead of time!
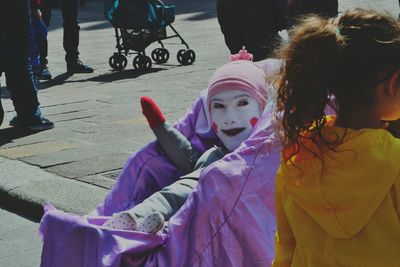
[185,12,216,21]
[0,196,44,222]
[39,72,74,90]
[0,127,41,147]
[82,21,111,31]
[38,67,168,89]
[0,86,11,100]
[88,67,164,82]
[1,73,74,93]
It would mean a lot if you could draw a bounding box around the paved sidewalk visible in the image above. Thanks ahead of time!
[0,208,41,267]
[0,0,398,221]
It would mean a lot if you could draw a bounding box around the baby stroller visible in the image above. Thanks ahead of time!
[104,0,196,71]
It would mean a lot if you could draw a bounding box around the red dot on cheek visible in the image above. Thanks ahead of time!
[212,122,218,133]
[250,117,258,127]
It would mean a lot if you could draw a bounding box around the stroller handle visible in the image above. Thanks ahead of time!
[149,0,166,16]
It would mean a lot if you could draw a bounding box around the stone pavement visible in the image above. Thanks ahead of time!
[0,208,41,267]
[0,0,398,220]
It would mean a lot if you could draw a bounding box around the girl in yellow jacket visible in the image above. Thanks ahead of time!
[273,8,400,267]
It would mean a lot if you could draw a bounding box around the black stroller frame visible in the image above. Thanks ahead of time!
[108,1,196,71]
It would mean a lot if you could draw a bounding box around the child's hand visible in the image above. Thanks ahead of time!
[33,9,42,19]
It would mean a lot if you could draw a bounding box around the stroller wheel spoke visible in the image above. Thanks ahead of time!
[160,48,170,63]
[177,49,186,64]
[133,55,142,69]
[151,48,161,61]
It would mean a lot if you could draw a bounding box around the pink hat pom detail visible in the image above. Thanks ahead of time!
[229,46,253,62]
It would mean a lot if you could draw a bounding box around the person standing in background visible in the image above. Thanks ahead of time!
[0,0,54,130]
[37,0,94,77]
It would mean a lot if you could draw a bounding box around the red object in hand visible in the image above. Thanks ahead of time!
[33,0,41,8]
[140,96,166,129]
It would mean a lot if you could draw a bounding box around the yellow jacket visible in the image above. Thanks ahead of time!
[273,126,400,267]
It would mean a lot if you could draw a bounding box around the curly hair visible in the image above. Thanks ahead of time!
[277,8,400,158]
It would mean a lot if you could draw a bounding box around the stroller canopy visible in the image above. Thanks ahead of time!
[104,0,175,30]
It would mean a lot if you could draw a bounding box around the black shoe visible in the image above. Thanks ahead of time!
[10,116,54,131]
[36,65,52,80]
[67,59,94,74]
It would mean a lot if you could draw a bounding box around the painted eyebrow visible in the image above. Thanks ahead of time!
[211,93,250,102]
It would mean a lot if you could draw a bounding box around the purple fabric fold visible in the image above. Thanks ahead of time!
[144,109,281,267]
[40,205,166,267]
[39,95,281,267]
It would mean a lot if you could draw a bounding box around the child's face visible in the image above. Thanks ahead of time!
[210,89,261,151]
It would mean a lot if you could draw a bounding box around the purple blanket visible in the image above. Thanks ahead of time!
[39,61,282,267]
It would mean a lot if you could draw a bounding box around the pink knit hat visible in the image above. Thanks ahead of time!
[207,57,267,112]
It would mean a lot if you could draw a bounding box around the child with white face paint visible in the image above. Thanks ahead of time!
[103,53,268,233]
[210,89,260,151]
[207,59,268,151]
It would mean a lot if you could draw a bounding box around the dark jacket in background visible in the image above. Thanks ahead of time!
[288,0,338,26]
[217,0,288,61]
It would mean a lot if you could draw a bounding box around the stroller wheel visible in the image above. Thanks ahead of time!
[151,48,169,64]
[109,54,128,71]
[177,49,196,66]
[133,55,152,70]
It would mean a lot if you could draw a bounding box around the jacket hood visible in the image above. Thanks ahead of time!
[280,126,400,239]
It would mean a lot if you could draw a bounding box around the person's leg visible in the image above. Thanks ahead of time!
[37,24,52,80]
[1,0,53,130]
[36,0,52,80]
[127,178,198,221]
[29,16,42,83]
[2,0,39,121]
[60,0,79,63]
[60,0,93,73]
[103,178,198,232]
[5,65,40,121]
[141,96,201,173]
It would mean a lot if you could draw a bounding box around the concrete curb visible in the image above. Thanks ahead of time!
[0,156,108,221]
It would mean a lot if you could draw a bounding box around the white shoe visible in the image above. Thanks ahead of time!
[136,212,165,234]
[103,212,137,230]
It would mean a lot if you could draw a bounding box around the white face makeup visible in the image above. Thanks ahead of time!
[210,89,261,151]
